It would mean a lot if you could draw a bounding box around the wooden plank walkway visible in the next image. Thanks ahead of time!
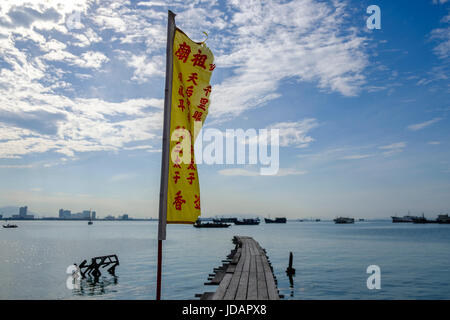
[196,236,281,300]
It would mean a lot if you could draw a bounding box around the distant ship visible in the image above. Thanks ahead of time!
[213,217,238,223]
[334,217,355,224]
[264,217,287,224]
[391,215,417,223]
[412,214,438,224]
[234,218,260,225]
[193,220,230,228]
[437,214,450,224]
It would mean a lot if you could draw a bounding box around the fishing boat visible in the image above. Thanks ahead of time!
[234,218,260,225]
[2,220,18,228]
[264,217,287,223]
[193,220,230,228]
[88,220,93,225]
[333,217,355,224]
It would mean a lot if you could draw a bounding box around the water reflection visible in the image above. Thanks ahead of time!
[287,273,295,297]
[73,275,119,296]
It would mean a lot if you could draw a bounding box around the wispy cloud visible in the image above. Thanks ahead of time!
[378,142,406,156]
[109,173,137,182]
[340,154,374,160]
[407,118,442,131]
[431,12,450,59]
[218,168,307,177]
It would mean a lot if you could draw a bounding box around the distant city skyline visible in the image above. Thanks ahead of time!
[1,1,449,219]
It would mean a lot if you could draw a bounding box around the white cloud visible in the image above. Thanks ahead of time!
[269,119,318,148]
[209,0,369,119]
[407,118,442,131]
[428,141,441,145]
[0,0,370,163]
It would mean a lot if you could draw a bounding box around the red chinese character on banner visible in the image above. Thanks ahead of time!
[186,86,194,97]
[173,155,181,168]
[177,99,185,111]
[178,72,183,82]
[187,172,195,185]
[188,161,196,171]
[173,171,180,184]
[175,42,191,63]
[193,111,203,122]
[191,49,207,69]
[203,85,211,97]
[178,85,184,97]
[173,191,186,210]
[194,194,200,210]
[197,97,208,111]
[209,63,216,71]
[187,73,198,86]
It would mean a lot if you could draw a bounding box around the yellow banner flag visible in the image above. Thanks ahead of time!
[166,28,215,224]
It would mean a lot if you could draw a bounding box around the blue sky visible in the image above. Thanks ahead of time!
[0,0,449,219]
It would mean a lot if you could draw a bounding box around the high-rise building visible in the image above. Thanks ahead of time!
[91,211,96,220]
[59,209,71,219]
[13,206,34,219]
[19,206,27,217]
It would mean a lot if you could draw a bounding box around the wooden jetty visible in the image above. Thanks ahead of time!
[197,236,282,300]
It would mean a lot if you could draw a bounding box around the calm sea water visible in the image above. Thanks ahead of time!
[1,220,449,300]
